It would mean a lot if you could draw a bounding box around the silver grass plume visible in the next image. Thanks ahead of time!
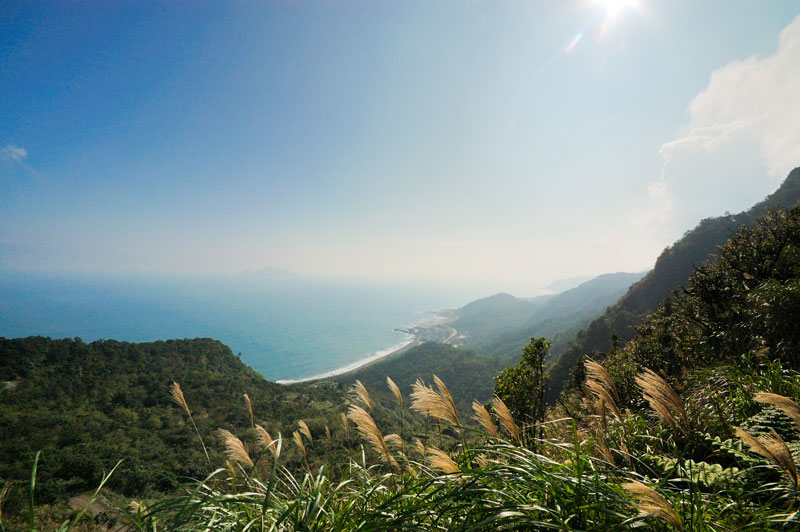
[492,396,522,444]
[170,381,210,463]
[353,380,374,412]
[243,393,254,428]
[347,404,398,468]
[216,428,253,467]
[624,481,683,530]
[471,400,498,437]
[386,376,403,408]
[635,368,689,434]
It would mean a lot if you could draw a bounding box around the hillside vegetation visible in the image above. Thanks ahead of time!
[0,337,350,501]
[547,167,800,398]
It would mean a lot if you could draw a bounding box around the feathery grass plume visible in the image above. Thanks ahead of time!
[427,446,461,476]
[325,425,331,441]
[635,368,689,434]
[472,400,498,437]
[243,393,254,428]
[387,376,403,408]
[225,459,237,478]
[414,438,426,456]
[216,429,254,468]
[624,481,683,530]
[492,396,522,444]
[433,375,461,426]
[298,420,313,443]
[347,404,398,468]
[475,453,489,468]
[255,424,277,457]
[171,381,190,415]
[585,363,623,423]
[736,427,798,488]
[596,438,615,465]
[585,359,619,403]
[170,381,210,463]
[292,430,306,458]
[340,412,350,438]
[410,378,460,428]
[384,433,404,449]
[754,393,800,429]
[353,380,374,412]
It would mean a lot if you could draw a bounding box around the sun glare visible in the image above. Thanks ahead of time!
[596,0,638,22]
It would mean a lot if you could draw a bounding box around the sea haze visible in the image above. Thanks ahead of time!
[0,271,472,381]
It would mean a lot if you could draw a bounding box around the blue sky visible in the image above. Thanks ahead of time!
[2,0,800,294]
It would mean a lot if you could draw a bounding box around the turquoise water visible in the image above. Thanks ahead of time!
[0,272,471,381]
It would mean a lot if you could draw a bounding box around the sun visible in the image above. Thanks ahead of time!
[595,0,638,22]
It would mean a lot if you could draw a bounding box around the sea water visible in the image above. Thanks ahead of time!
[0,272,471,381]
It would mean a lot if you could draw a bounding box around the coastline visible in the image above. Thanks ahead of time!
[276,312,454,384]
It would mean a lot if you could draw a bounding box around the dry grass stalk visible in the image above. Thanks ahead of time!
[171,382,190,416]
[596,438,614,465]
[325,425,331,441]
[754,393,800,429]
[387,376,403,408]
[635,368,689,434]
[171,382,210,463]
[492,396,522,444]
[474,453,489,468]
[472,400,498,437]
[410,378,460,428]
[736,427,798,488]
[216,429,254,467]
[348,405,398,468]
[340,412,350,438]
[624,481,682,530]
[292,430,306,458]
[414,439,426,456]
[243,393,254,428]
[585,377,622,422]
[255,424,277,457]
[434,376,460,425]
[298,420,313,443]
[427,446,461,476]
[384,433,404,449]
[353,380,374,412]
[585,360,619,402]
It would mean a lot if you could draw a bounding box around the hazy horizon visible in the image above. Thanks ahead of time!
[3,1,800,294]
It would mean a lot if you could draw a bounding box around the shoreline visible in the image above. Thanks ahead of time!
[276,312,454,384]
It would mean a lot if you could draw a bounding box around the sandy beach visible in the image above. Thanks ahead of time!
[276,312,454,384]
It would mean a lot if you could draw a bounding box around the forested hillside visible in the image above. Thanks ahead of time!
[547,167,800,398]
[0,337,348,500]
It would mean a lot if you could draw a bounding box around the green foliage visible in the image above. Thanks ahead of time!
[494,338,549,437]
[0,337,351,503]
[549,167,800,399]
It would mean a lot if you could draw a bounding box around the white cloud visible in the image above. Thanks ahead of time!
[648,15,800,237]
[1,144,28,163]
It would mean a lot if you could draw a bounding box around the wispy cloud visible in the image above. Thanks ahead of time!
[1,144,28,163]
[645,14,800,237]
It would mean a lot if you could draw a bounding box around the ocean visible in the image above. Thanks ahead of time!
[0,272,473,381]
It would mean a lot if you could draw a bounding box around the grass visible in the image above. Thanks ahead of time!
[10,363,800,531]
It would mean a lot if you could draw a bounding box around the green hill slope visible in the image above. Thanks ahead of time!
[0,337,347,499]
[547,166,800,399]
